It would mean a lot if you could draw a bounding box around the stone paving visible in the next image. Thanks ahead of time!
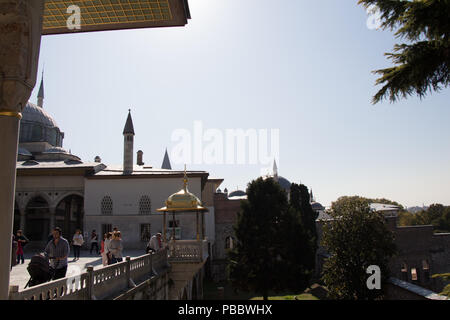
[10,249,147,291]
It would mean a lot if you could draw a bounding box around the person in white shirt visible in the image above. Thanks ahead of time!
[72,229,84,261]
[101,232,112,266]
[146,233,163,254]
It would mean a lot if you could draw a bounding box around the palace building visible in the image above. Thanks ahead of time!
[13,75,223,250]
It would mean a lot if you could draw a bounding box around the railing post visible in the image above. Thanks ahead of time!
[126,256,135,288]
[86,266,94,300]
[8,285,19,300]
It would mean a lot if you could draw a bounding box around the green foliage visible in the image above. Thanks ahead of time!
[397,204,450,232]
[322,197,396,299]
[331,195,402,212]
[228,178,317,300]
[358,0,450,103]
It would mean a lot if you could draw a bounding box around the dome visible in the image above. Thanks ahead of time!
[311,202,325,211]
[22,102,58,128]
[228,190,246,197]
[157,171,207,212]
[19,102,64,147]
[277,176,291,191]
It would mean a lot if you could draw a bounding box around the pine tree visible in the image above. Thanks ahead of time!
[227,178,317,299]
[358,0,450,103]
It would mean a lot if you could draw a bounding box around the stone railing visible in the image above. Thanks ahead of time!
[167,240,209,263]
[9,248,169,300]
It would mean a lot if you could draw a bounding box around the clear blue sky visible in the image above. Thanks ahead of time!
[29,0,450,208]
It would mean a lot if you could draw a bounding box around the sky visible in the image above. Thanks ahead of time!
[29,0,450,208]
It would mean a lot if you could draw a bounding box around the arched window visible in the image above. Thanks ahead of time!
[101,196,113,215]
[225,236,234,250]
[422,260,430,280]
[401,262,408,281]
[139,195,151,215]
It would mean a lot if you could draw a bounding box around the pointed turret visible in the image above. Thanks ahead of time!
[123,110,135,135]
[37,72,44,108]
[123,109,135,174]
[273,159,279,181]
[161,148,172,169]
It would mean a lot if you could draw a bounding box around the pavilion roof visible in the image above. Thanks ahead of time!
[43,0,190,35]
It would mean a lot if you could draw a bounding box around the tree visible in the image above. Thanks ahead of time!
[228,178,316,299]
[358,0,450,104]
[287,183,319,288]
[321,197,396,299]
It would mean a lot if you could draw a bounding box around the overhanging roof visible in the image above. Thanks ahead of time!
[43,0,191,35]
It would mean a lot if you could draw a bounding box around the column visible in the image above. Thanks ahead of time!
[19,208,25,231]
[49,207,56,232]
[0,0,43,300]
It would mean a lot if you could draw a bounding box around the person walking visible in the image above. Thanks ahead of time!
[14,230,29,264]
[146,232,163,254]
[44,227,70,280]
[101,233,112,266]
[72,229,84,261]
[109,231,123,264]
[90,230,99,255]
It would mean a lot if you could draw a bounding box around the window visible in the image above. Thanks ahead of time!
[101,196,113,215]
[422,260,430,281]
[401,262,408,281]
[140,224,151,242]
[411,268,418,281]
[139,195,151,215]
[102,224,112,238]
[225,236,234,250]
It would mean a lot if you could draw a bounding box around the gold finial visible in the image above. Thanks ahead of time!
[183,164,188,191]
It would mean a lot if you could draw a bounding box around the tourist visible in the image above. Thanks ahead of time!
[14,230,29,264]
[146,232,163,254]
[44,227,70,280]
[89,229,99,255]
[109,231,123,264]
[101,232,112,266]
[72,229,84,261]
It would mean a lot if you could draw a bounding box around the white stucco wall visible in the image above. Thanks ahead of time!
[83,176,206,249]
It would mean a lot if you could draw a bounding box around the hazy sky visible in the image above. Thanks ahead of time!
[29,0,450,208]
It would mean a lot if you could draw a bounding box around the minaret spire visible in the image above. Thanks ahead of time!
[273,159,278,178]
[37,70,44,108]
[123,109,135,174]
[161,148,172,170]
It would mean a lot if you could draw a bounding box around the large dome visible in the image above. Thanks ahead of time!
[22,102,58,128]
[19,102,64,147]
[277,176,291,191]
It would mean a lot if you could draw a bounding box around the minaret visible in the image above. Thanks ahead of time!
[161,148,172,169]
[37,72,44,108]
[123,109,135,175]
[273,159,279,182]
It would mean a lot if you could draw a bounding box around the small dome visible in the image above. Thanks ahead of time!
[157,171,207,212]
[311,202,325,211]
[165,188,202,210]
[228,190,246,197]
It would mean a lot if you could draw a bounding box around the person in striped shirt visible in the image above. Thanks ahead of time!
[44,227,70,280]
